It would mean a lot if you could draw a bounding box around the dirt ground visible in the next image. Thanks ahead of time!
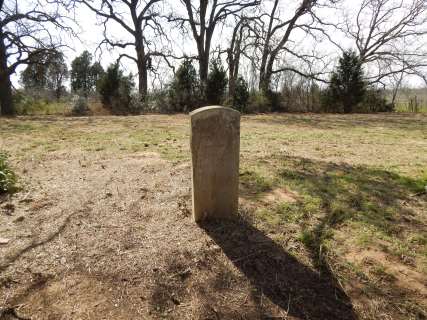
[0,113,426,319]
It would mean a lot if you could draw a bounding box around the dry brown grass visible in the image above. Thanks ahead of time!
[0,113,426,319]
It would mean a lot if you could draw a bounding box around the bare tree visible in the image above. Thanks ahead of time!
[78,0,172,100]
[389,61,405,105]
[279,62,322,112]
[251,0,328,93]
[340,0,427,85]
[0,0,73,115]
[226,16,254,99]
[169,0,259,98]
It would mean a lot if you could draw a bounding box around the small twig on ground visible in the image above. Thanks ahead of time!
[19,192,32,203]
[169,267,192,279]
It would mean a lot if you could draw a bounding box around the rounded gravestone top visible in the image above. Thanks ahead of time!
[189,105,240,117]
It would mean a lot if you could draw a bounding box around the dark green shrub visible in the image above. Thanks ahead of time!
[206,58,227,105]
[0,152,17,194]
[322,86,393,113]
[169,59,201,112]
[98,63,135,114]
[232,76,249,112]
[323,50,366,113]
[266,90,283,112]
[321,92,338,113]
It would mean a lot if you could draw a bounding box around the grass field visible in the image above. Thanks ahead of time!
[0,113,426,319]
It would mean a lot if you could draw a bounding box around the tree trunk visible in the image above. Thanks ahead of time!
[259,60,276,111]
[391,72,404,106]
[229,75,236,100]
[258,39,272,93]
[0,74,13,116]
[199,52,209,101]
[228,23,243,101]
[55,74,63,102]
[228,52,236,99]
[343,102,352,113]
[0,36,14,116]
[261,53,276,94]
[259,71,272,94]
[228,47,241,101]
[137,60,148,100]
[199,25,214,103]
[135,38,148,101]
[55,86,61,102]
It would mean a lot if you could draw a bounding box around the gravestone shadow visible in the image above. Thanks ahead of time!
[201,219,357,320]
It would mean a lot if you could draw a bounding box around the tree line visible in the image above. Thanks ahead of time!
[1,0,426,115]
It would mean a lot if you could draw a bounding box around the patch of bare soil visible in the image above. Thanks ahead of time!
[261,188,299,204]
[0,151,355,319]
[346,249,427,296]
[345,248,427,318]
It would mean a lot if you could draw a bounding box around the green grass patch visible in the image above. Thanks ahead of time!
[269,154,427,271]
[1,122,36,132]
[239,169,273,195]
[15,97,68,115]
[0,152,18,194]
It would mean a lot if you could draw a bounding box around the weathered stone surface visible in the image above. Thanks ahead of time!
[190,106,240,222]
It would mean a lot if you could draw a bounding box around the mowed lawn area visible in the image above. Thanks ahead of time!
[0,113,426,320]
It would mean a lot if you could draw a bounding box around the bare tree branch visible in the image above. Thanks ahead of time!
[338,0,427,84]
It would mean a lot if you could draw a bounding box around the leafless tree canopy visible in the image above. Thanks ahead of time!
[77,0,174,98]
[0,0,74,115]
[231,0,333,93]
[337,0,427,86]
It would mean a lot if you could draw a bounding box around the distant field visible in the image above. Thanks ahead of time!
[392,88,427,113]
[0,113,426,320]
[395,104,427,113]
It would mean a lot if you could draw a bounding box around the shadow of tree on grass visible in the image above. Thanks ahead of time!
[274,156,426,270]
